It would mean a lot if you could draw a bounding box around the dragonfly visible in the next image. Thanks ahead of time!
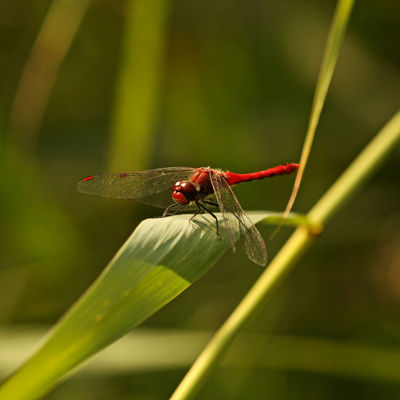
[77,163,299,266]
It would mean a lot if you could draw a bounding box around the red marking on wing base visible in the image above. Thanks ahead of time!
[81,176,94,181]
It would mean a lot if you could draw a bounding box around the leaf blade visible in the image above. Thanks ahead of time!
[0,211,268,400]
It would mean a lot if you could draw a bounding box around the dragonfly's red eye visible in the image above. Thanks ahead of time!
[172,181,197,204]
[173,191,187,204]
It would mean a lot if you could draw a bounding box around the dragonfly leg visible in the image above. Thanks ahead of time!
[205,200,249,233]
[203,200,219,208]
[198,201,220,238]
[162,202,186,217]
[189,201,202,223]
[189,202,203,222]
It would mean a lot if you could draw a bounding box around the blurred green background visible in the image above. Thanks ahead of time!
[1,0,399,398]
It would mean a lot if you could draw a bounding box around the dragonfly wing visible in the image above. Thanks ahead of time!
[234,202,267,266]
[210,171,267,266]
[209,171,239,252]
[77,167,196,209]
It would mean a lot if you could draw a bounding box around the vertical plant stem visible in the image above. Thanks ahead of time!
[170,111,400,400]
[8,0,90,155]
[109,0,168,171]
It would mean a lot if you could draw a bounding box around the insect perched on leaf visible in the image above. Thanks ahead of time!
[78,163,299,266]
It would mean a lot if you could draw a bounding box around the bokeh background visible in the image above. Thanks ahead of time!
[1,0,400,398]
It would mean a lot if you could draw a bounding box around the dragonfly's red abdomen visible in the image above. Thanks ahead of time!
[224,163,299,185]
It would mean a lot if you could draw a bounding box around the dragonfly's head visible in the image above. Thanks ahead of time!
[172,181,198,204]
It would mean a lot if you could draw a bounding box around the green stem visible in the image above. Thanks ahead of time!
[109,0,168,171]
[8,0,90,155]
[170,112,400,400]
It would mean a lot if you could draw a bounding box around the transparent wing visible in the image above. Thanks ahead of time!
[77,167,196,209]
[209,171,239,252]
[210,171,267,266]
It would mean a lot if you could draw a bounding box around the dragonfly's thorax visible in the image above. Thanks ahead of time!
[191,168,214,196]
[172,169,215,204]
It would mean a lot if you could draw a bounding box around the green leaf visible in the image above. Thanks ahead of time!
[0,211,268,400]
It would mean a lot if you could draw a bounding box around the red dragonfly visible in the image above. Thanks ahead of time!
[78,163,299,266]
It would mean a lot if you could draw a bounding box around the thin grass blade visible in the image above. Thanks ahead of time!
[284,0,355,215]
